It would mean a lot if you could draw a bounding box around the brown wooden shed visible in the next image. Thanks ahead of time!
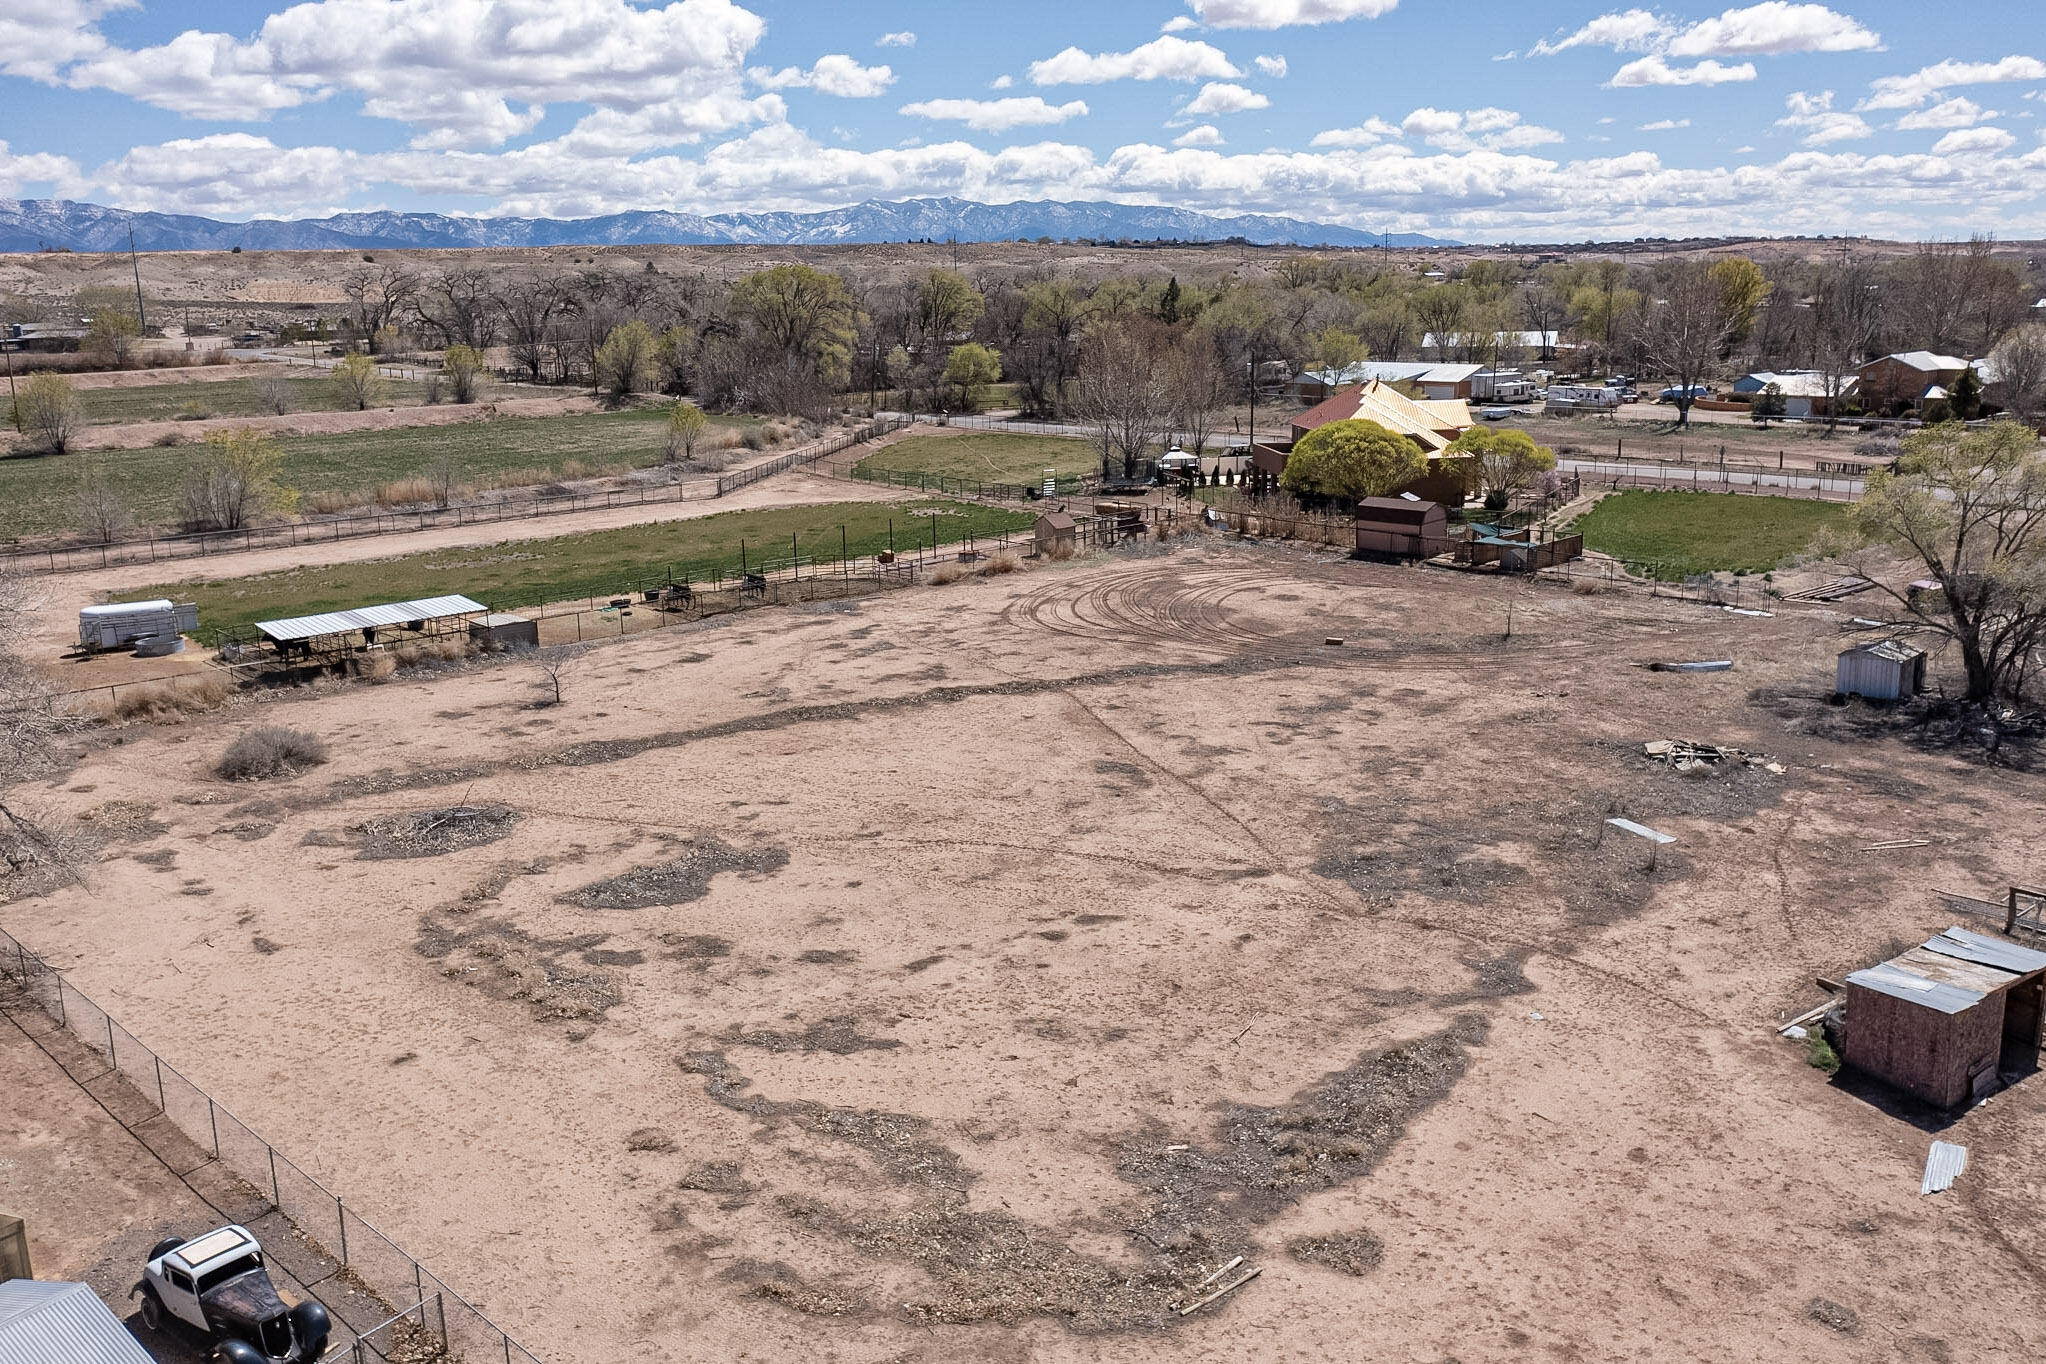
[1034,511,1077,555]
[1354,498,1452,559]
[1843,927,2046,1109]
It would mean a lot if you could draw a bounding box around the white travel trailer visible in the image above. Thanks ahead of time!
[78,600,198,652]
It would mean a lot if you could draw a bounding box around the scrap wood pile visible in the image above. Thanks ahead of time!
[1642,739,1784,775]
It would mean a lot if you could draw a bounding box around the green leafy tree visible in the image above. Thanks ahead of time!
[1749,382,1787,424]
[181,428,298,531]
[1446,424,1556,500]
[441,344,485,404]
[1824,422,2046,703]
[730,264,860,390]
[331,352,384,410]
[17,372,83,453]
[942,342,1002,411]
[664,400,710,462]
[1310,325,1366,376]
[1280,419,1428,502]
[595,319,659,400]
[1947,366,1984,421]
[77,285,143,365]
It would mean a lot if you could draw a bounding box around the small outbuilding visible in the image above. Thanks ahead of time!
[1034,511,1077,556]
[468,612,539,650]
[1354,498,1451,559]
[78,600,198,653]
[1844,927,2046,1109]
[1837,639,1926,701]
[0,1280,156,1364]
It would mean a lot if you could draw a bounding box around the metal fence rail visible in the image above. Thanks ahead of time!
[0,923,543,1364]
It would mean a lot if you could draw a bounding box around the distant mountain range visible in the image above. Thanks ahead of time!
[0,196,1452,253]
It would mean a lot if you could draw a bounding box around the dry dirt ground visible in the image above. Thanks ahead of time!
[6,537,2046,1364]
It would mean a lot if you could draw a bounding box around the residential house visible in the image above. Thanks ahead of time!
[1249,380,1475,504]
[1856,351,1969,414]
[1288,361,1483,404]
[1733,369,1859,420]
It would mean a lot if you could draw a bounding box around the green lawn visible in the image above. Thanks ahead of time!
[854,432,1098,487]
[1574,490,1849,580]
[0,406,759,538]
[139,498,1035,640]
[79,376,429,425]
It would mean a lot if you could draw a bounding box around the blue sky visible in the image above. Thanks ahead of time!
[3,0,2044,239]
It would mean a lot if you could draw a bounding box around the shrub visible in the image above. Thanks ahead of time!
[217,726,330,780]
[16,372,83,454]
[112,674,231,722]
[1804,1028,1840,1074]
[928,563,965,585]
[250,376,293,415]
[980,551,1021,575]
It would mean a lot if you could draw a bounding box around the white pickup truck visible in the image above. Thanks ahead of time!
[133,1225,331,1363]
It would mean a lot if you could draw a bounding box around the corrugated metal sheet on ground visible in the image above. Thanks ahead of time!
[0,1280,155,1364]
[1606,817,1675,845]
[1924,926,2046,976]
[1922,1142,1968,1195]
[256,594,487,642]
[1847,964,1985,1015]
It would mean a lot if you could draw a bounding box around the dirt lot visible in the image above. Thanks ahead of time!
[7,535,2046,1363]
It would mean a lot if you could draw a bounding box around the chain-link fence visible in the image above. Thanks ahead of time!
[0,923,543,1364]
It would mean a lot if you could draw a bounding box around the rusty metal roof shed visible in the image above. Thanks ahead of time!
[256,594,487,643]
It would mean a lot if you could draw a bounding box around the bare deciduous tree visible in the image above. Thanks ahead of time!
[531,645,585,707]
[1165,328,1231,457]
[1074,317,1171,479]
[73,457,132,544]
[1,566,84,887]
[340,264,420,354]
[1804,255,1882,432]
[17,373,83,454]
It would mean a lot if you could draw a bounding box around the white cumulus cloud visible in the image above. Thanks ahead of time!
[1183,82,1270,115]
[1774,89,1871,145]
[750,54,895,98]
[1530,9,1670,57]
[1932,126,2016,155]
[876,31,915,47]
[1895,97,1995,131]
[1610,55,1757,86]
[1309,117,1401,146]
[1182,0,1397,28]
[1665,3,1880,58]
[1401,106,1563,152]
[898,96,1089,133]
[1640,118,1691,130]
[1173,125,1225,147]
[1029,36,1240,85]
[1254,54,1289,77]
[1862,55,2046,111]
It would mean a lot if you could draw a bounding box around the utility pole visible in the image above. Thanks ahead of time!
[127,225,147,333]
[2,339,16,430]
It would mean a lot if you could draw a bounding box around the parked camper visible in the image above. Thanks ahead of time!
[1544,384,1622,414]
[78,600,198,652]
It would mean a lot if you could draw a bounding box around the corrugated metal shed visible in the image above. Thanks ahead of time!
[257,594,487,643]
[0,1280,155,1364]
[1837,639,1926,701]
[1845,963,1986,1015]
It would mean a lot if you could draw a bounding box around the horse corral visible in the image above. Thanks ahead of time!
[9,538,2046,1363]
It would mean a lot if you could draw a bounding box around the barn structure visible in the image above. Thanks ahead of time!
[1837,639,1926,701]
[1354,498,1453,559]
[1843,927,2046,1109]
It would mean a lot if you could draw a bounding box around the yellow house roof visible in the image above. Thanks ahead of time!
[1414,398,1474,430]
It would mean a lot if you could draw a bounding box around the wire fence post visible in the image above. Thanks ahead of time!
[337,1196,348,1265]
[269,1148,281,1208]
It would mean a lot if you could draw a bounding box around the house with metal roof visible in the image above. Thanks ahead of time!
[0,1280,155,1364]
[1843,926,2046,1109]
[1856,351,1970,414]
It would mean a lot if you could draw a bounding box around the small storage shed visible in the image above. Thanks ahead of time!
[1843,927,2046,1109]
[468,612,539,650]
[1837,639,1926,701]
[1354,498,1450,559]
[0,1280,156,1364]
[1034,512,1077,555]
